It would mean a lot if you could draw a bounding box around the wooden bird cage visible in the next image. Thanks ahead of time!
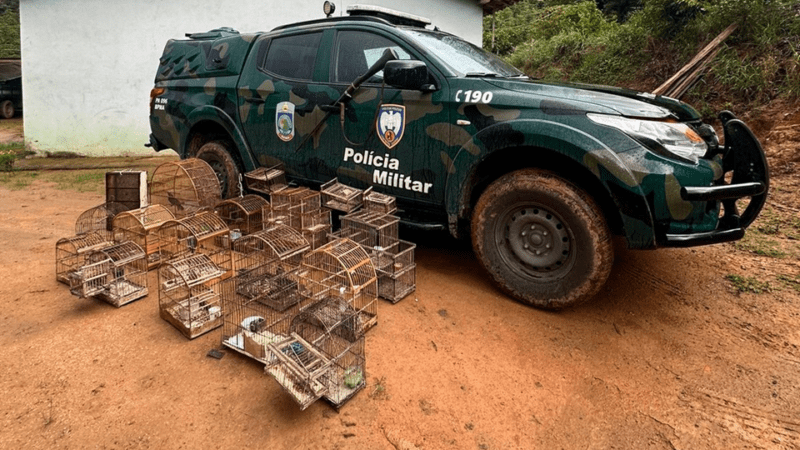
[268,187,321,229]
[232,224,310,275]
[243,165,287,195]
[214,194,269,236]
[220,264,310,364]
[363,190,396,214]
[111,204,175,269]
[366,238,416,303]
[68,241,148,307]
[75,202,131,237]
[55,231,115,285]
[158,254,225,339]
[339,210,399,249]
[296,238,378,333]
[320,178,365,212]
[156,211,232,274]
[149,158,221,218]
[265,297,366,410]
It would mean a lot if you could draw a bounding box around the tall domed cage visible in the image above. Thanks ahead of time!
[158,254,225,339]
[149,158,221,218]
[55,231,115,285]
[296,238,378,333]
[75,202,131,237]
[214,194,269,236]
[232,224,310,275]
[111,204,175,269]
[265,297,366,410]
[219,264,311,364]
[156,212,232,274]
[68,241,148,307]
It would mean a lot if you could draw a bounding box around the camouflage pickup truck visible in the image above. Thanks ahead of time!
[148,5,769,309]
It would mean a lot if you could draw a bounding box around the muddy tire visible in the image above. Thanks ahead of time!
[195,141,241,199]
[471,169,613,310]
[1,100,14,119]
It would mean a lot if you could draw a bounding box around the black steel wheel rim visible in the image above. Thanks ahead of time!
[493,203,575,280]
[203,156,228,194]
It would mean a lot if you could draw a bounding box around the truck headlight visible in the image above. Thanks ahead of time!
[587,113,707,164]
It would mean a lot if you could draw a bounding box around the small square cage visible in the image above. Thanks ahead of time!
[149,158,222,218]
[243,165,287,195]
[75,202,131,237]
[214,194,269,236]
[269,187,322,230]
[68,241,149,307]
[112,204,175,269]
[377,264,416,303]
[157,211,232,274]
[339,210,399,249]
[56,231,115,285]
[363,190,396,214]
[265,297,366,410]
[232,224,310,275]
[366,238,416,276]
[320,178,364,212]
[158,254,225,339]
[220,265,310,363]
[296,238,378,333]
[302,223,332,251]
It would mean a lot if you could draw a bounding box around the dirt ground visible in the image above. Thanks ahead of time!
[0,109,799,450]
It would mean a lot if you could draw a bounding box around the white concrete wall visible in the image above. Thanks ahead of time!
[19,0,483,156]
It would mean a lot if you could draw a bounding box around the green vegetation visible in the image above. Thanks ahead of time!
[777,274,800,293]
[484,0,800,115]
[725,274,772,294]
[0,0,19,59]
[732,207,800,258]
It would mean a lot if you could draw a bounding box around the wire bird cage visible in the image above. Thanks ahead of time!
[363,191,396,214]
[68,241,148,307]
[338,210,399,249]
[75,202,131,237]
[296,238,378,333]
[56,231,115,285]
[156,212,232,275]
[232,224,310,275]
[112,204,175,269]
[158,254,225,339]
[214,194,269,236]
[266,187,331,250]
[320,178,366,212]
[219,264,311,363]
[149,158,221,218]
[367,238,416,303]
[265,297,366,410]
[243,165,287,195]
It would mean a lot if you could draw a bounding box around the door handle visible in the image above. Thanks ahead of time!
[242,96,266,104]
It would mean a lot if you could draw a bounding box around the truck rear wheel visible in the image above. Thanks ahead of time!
[195,141,241,199]
[1,100,14,119]
[471,169,613,310]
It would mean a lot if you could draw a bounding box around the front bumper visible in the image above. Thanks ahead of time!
[664,112,769,247]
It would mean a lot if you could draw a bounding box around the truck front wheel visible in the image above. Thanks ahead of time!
[471,169,613,310]
[1,100,14,119]
[195,141,241,199]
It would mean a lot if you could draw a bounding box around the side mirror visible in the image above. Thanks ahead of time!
[384,60,435,92]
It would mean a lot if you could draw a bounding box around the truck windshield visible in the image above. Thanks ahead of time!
[401,29,523,78]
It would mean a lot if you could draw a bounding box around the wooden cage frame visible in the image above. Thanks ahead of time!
[149,158,221,218]
[158,253,225,339]
[232,224,310,275]
[156,211,232,274]
[55,231,115,285]
[75,202,131,237]
[111,204,175,269]
[214,194,269,236]
[69,241,148,307]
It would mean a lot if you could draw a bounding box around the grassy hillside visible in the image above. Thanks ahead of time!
[484,0,800,119]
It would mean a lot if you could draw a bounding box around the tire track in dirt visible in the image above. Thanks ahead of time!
[680,388,800,448]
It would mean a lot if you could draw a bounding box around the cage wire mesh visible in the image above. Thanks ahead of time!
[265,296,366,410]
[296,238,378,333]
[320,178,365,212]
[75,202,131,237]
[149,158,221,218]
[219,264,311,363]
[232,224,310,275]
[158,253,225,339]
[69,241,148,307]
[243,165,287,195]
[214,194,269,236]
[156,211,232,274]
[338,210,399,249]
[367,238,416,303]
[56,231,115,285]
[112,204,175,269]
[363,190,396,214]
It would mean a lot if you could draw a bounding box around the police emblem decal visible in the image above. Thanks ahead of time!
[275,101,295,142]
[377,104,405,149]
